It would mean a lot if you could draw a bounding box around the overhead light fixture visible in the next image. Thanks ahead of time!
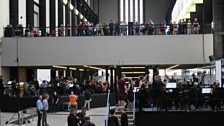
[69,67,77,70]
[166,64,179,70]
[194,0,203,4]
[122,72,145,74]
[80,14,83,19]
[8,81,12,84]
[53,65,67,69]
[63,0,68,5]
[79,69,84,71]
[70,4,74,10]
[121,67,145,69]
[84,65,103,70]
[126,77,139,79]
[19,82,25,85]
[74,9,79,15]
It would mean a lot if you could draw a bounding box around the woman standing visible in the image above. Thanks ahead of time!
[187,20,192,34]
[127,79,134,111]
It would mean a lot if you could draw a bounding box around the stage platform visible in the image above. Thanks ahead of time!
[135,110,224,126]
[0,93,116,112]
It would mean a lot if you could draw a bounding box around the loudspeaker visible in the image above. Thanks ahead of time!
[209,55,215,61]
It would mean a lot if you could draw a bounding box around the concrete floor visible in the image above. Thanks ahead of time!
[0,107,107,126]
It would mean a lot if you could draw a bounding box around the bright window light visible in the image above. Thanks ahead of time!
[63,0,68,5]
[130,0,133,22]
[135,0,138,22]
[120,0,124,22]
[125,0,129,23]
[140,0,143,24]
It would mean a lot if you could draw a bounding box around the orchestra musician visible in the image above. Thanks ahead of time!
[151,75,167,110]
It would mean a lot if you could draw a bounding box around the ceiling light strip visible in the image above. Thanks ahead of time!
[166,64,180,70]
[53,65,67,69]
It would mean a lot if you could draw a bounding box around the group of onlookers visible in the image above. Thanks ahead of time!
[67,107,96,126]
[4,17,207,37]
[36,92,95,126]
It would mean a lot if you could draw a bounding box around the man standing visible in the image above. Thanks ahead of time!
[42,95,49,126]
[77,107,87,126]
[120,107,128,126]
[36,95,43,126]
[108,109,120,126]
[0,76,4,96]
[109,20,114,35]
[84,90,91,110]
[67,109,79,126]
[33,78,39,95]
[51,91,59,112]
[83,116,96,126]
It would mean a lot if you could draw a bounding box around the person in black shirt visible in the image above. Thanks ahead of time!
[33,78,39,95]
[11,79,18,96]
[67,109,79,126]
[108,109,119,126]
[84,90,92,110]
[109,20,114,35]
[192,74,199,85]
[0,76,4,96]
[51,91,59,112]
[77,107,87,126]
[120,107,128,126]
[152,75,168,110]
[188,83,201,110]
[168,76,177,83]
[83,116,96,126]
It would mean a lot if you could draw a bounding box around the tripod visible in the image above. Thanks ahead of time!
[5,111,24,125]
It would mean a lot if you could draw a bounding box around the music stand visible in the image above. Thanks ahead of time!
[166,83,177,89]
[202,88,213,94]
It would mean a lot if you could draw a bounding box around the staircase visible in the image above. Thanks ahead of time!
[120,66,148,79]
[115,110,134,126]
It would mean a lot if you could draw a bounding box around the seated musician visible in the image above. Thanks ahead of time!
[173,83,189,110]
[188,82,202,110]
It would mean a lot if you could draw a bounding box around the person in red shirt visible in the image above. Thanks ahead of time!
[51,28,56,36]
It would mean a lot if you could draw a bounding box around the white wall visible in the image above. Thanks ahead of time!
[18,0,27,27]
[0,0,10,37]
[98,0,118,23]
[1,34,214,66]
[46,0,50,32]
[0,0,10,75]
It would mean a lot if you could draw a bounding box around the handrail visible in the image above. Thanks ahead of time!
[104,89,111,126]
[132,87,138,126]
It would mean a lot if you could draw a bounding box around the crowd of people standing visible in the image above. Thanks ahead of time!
[4,17,207,37]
